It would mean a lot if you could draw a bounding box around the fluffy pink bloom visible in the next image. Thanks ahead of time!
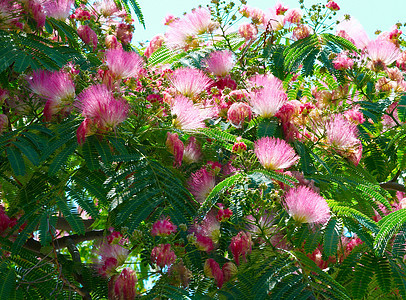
[144,35,164,58]
[333,52,354,70]
[274,2,289,15]
[171,96,214,130]
[229,231,252,265]
[170,68,212,98]
[43,0,73,20]
[151,217,177,236]
[76,85,128,143]
[292,25,313,40]
[249,75,287,118]
[188,168,216,203]
[204,259,224,288]
[163,14,177,26]
[240,5,265,24]
[344,107,365,125]
[284,8,302,25]
[151,244,177,268]
[203,50,235,77]
[227,102,252,128]
[96,0,120,17]
[366,39,401,69]
[263,8,285,31]
[254,137,299,170]
[396,51,406,71]
[166,132,184,167]
[238,23,258,40]
[97,242,129,276]
[183,137,202,164]
[109,268,137,300]
[78,25,98,50]
[28,0,46,27]
[325,115,362,165]
[336,18,369,49]
[284,186,330,224]
[106,48,144,80]
[105,35,121,49]
[326,1,340,11]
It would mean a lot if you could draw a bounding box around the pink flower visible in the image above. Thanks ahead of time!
[105,48,144,79]
[43,0,74,20]
[325,115,362,165]
[216,203,232,222]
[28,0,46,27]
[96,242,129,276]
[222,262,237,282]
[333,52,354,70]
[151,217,177,237]
[0,114,8,134]
[166,132,184,167]
[229,231,252,265]
[203,50,235,77]
[194,234,214,252]
[187,168,216,203]
[238,23,258,40]
[105,35,121,49]
[171,96,214,130]
[366,39,401,70]
[116,23,133,45]
[227,102,252,128]
[274,2,289,15]
[0,206,15,234]
[78,25,98,51]
[284,186,330,224]
[204,259,224,288]
[284,8,302,25]
[151,244,177,268]
[254,137,299,170]
[326,1,340,11]
[336,18,369,49]
[183,137,202,164]
[144,35,164,58]
[292,25,313,40]
[170,68,212,98]
[110,268,137,300]
[240,5,265,24]
[344,107,365,125]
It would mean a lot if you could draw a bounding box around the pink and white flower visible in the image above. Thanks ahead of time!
[203,50,235,77]
[151,217,177,237]
[170,68,212,98]
[151,244,177,268]
[109,268,137,300]
[229,231,252,265]
[78,25,98,50]
[188,168,216,203]
[204,259,224,288]
[105,48,144,80]
[254,137,299,170]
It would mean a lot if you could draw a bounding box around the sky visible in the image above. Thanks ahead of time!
[133,0,406,44]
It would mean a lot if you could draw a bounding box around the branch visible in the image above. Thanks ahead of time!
[23,230,104,254]
[56,217,95,232]
[379,181,405,192]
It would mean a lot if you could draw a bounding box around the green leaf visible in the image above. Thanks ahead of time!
[375,256,392,293]
[323,218,342,257]
[352,252,376,299]
[82,139,100,170]
[249,169,298,187]
[48,142,77,176]
[374,209,406,256]
[6,146,26,176]
[257,118,280,138]
[0,264,16,300]
[57,198,86,235]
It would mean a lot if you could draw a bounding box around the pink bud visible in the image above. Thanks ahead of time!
[0,206,14,234]
[222,261,238,282]
[229,231,252,265]
[166,132,184,167]
[110,268,137,300]
[326,1,340,11]
[216,204,233,222]
[78,25,98,51]
[204,259,224,288]
[195,234,214,252]
[227,102,252,128]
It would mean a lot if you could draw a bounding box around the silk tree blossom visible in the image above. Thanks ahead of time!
[333,52,354,70]
[336,17,369,49]
[229,231,253,265]
[166,132,184,167]
[43,0,74,20]
[203,50,235,77]
[366,39,401,70]
[254,137,299,170]
[292,24,313,40]
[144,35,164,58]
[284,8,302,25]
[151,217,177,237]
[78,25,98,50]
[187,167,216,203]
[204,259,224,288]
[105,48,144,80]
[170,95,215,130]
[169,68,212,98]
[284,186,330,224]
[96,242,129,276]
[109,268,137,300]
[325,115,362,165]
[326,1,340,11]
[183,137,202,164]
[151,244,177,268]
[227,102,252,128]
[238,23,258,40]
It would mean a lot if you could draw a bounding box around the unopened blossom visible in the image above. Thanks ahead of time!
[0,205,16,234]
[183,137,202,164]
[254,137,299,170]
[284,186,330,224]
[70,6,93,21]
[78,25,98,50]
[366,39,400,70]
[171,96,215,130]
[216,203,232,222]
[203,50,235,77]
[43,0,74,20]
[227,102,252,128]
[170,68,212,98]
[151,244,177,268]
[325,115,362,165]
[204,259,224,288]
[106,231,124,244]
[326,1,340,11]
[232,140,247,154]
[106,48,144,80]
[144,35,164,58]
[222,262,238,282]
[163,14,177,26]
[95,0,119,17]
[238,23,258,40]
[166,132,184,167]
[229,231,253,265]
[151,217,177,237]
[109,268,137,300]
[188,168,216,203]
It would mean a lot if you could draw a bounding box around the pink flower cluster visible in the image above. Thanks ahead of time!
[204,259,237,288]
[229,231,253,265]
[151,244,177,268]
[151,217,177,237]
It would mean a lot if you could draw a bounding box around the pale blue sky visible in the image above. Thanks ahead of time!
[134,0,406,43]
